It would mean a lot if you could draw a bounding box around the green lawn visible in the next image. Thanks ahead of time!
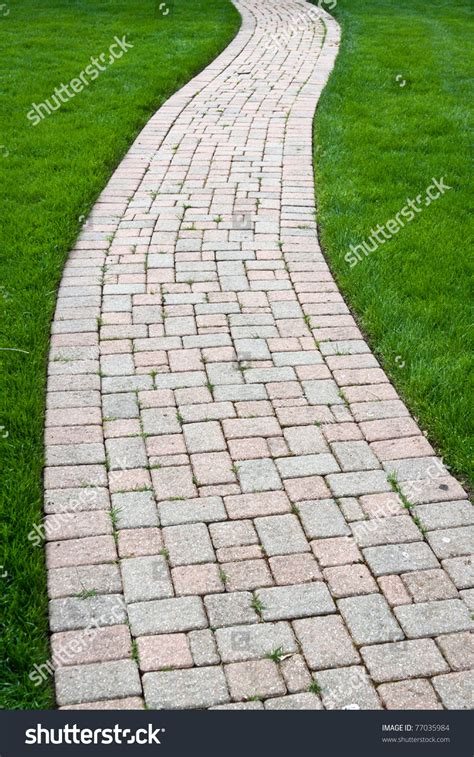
[0,0,240,709]
[314,0,473,488]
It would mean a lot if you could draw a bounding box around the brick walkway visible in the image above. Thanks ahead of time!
[44,0,473,710]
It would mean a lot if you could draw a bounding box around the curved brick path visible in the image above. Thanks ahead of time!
[44,0,473,710]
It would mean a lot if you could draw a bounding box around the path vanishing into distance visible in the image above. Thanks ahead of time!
[43,0,473,710]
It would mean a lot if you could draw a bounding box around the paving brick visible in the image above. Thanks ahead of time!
[316,666,381,710]
[363,542,439,576]
[401,569,458,602]
[427,526,474,559]
[436,632,474,671]
[191,451,235,485]
[209,520,257,549]
[414,500,474,531]
[361,638,448,683]
[117,527,162,558]
[215,621,297,662]
[377,575,412,606]
[55,659,141,706]
[284,475,331,502]
[225,491,291,519]
[225,659,286,701]
[128,597,207,636]
[311,537,362,567]
[283,425,328,454]
[326,470,391,497]
[47,563,121,600]
[204,592,258,628]
[269,553,322,585]
[143,666,229,709]
[163,523,215,566]
[188,629,220,667]
[276,453,339,479]
[432,671,474,710]
[338,594,403,644]
[331,441,379,471]
[151,466,197,501]
[105,436,147,470]
[351,515,421,548]
[46,535,116,569]
[172,563,224,595]
[323,564,377,598]
[60,697,145,710]
[237,458,282,492]
[259,583,335,621]
[112,490,158,529]
[121,555,173,602]
[394,599,473,638]
[302,379,342,405]
[158,496,226,526]
[280,654,312,693]
[221,559,273,591]
[51,625,131,667]
[293,616,359,670]
[264,693,322,710]
[255,514,309,556]
[136,633,193,671]
[223,417,281,439]
[378,679,442,710]
[442,556,474,589]
[298,499,350,539]
[183,421,226,453]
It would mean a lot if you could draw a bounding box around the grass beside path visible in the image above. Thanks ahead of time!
[314,0,473,487]
[0,0,240,709]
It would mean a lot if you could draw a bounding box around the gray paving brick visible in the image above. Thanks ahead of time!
[293,616,359,670]
[225,659,286,701]
[316,666,381,710]
[121,555,173,603]
[215,621,297,662]
[394,599,473,638]
[143,666,229,709]
[351,515,421,548]
[128,597,207,636]
[49,595,126,633]
[275,453,339,478]
[427,526,474,559]
[326,470,391,497]
[106,437,147,470]
[264,693,322,710]
[302,379,343,405]
[112,491,158,529]
[237,458,282,492]
[299,499,350,539]
[332,441,379,471]
[163,523,215,566]
[204,592,258,628]
[361,639,448,683]
[188,629,220,667]
[158,496,226,526]
[255,514,309,556]
[414,500,474,531]
[259,583,335,621]
[55,660,141,706]
[338,594,404,645]
[363,543,439,576]
[436,632,474,671]
[432,671,474,710]
[442,556,474,589]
